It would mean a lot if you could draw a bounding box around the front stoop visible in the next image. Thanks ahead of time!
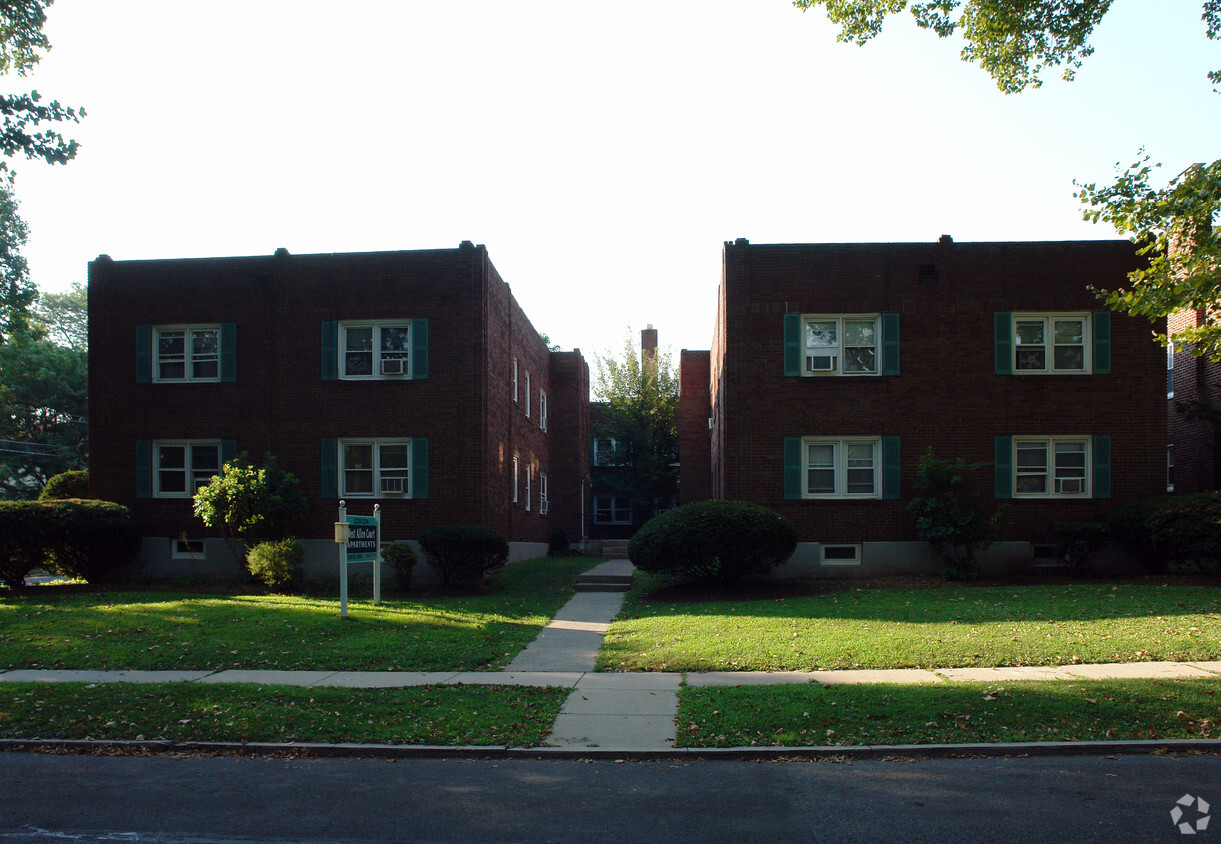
[599,540,630,558]
[576,559,634,593]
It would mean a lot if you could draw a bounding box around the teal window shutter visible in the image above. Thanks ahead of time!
[220,439,237,468]
[783,314,801,377]
[136,440,152,498]
[412,437,429,499]
[1092,311,1111,374]
[320,438,338,499]
[783,437,802,499]
[1093,435,1111,498]
[882,436,901,499]
[882,313,900,376]
[412,318,429,380]
[136,325,152,383]
[994,436,1013,499]
[321,321,338,381]
[220,323,237,382]
[994,313,1012,375]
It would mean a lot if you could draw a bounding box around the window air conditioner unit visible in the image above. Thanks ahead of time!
[380,477,405,494]
[806,354,836,372]
[382,358,406,375]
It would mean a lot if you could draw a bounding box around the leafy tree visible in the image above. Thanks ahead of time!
[192,453,308,554]
[33,280,85,351]
[592,332,679,524]
[907,448,1007,581]
[0,176,32,340]
[0,330,86,497]
[794,0,1221,357]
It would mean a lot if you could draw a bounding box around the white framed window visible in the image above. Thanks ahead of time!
[803,315,879,376]
[525,372,532,417]
[512,357,519,402]
[1167,444,1175,492]
[820,544,862,566]
[593,496,632,525]
[1013,436,1091,497]
[172,538,205,559]
[1012,314,1090,374]
[525,465,532,511]
[802,438,881,499]
[540,472,549,515]
[339,439,412,497]
[154,326,219,382]
[154,440,221,497]
[593,438,619,467]
[512,456,519,503]
[540,391,548,431]
[1167,341,1175,398]
[339,322,412,379]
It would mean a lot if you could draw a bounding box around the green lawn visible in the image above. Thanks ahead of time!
[0,557,591,672]
[678,677,1221,747]
[598,580,1221,672]
[0,681,567,746]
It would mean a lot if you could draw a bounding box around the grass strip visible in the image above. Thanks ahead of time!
[0,682,568,746]
[0,557,591,672]
[677,677,1221,747]
[600,580,1221,671]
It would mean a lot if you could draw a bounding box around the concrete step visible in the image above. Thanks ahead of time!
[575,582,632,593]
[600,540,630,558]
[575,559,634,593]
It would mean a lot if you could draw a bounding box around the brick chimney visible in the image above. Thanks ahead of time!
[641,324,658,364]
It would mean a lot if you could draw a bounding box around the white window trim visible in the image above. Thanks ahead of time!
[153,325,221,383]
[1011,313,1092,375]
[524,372,532,417]
[525,464,532,511]
[540,391,548,431]
[172,538,206,559]
[1167,444,1175,493]
[338,321,414,381]
[593,496,632,525]
[1167,341,1175,399]
[540,472,549,514]
[819,544,862,566]
[801,437,882,499]
[338,438,413,498]
[802,314,881,377]
[593,438,619,467]
[153,440,222,498]
[1012,436,1092,498]
[512,357,519,402]
[512,456,519,503]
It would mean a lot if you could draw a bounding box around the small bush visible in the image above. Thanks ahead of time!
[548,527,570,557]
[246,537,304,592]
[628,500,797,583]
[39,470,89,500]
[193,453,308,545]
[1047,521,1109,576]
[418,525,509,588]
[907,449,1008,581]
[382,541,418,591]
[1105,493,1221,574]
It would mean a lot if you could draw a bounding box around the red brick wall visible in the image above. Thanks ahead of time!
[1168,308,1220,492]
[679,349,712,503]
[548,350,590,543]
[714,239,1165,544]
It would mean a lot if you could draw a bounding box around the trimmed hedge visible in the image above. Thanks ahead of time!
[0,499,140,586]
[1106,493,1221,574]
[246,537,304,592]
[39,470,89,500]
[418,524,509,588]
[628,500,797,583]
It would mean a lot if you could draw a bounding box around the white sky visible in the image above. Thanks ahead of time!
[9,0,1221,361]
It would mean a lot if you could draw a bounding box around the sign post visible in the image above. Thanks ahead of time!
[334,501,381,619]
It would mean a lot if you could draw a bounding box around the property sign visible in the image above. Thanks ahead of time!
[345,515,378,562]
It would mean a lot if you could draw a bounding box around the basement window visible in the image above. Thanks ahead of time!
[172,538,205,559]
[820,544,861,566]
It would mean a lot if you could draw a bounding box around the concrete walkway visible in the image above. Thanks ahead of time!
[3,559,1221,751]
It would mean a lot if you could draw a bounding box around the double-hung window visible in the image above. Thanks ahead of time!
[593,438,618,467]
[155,440,221,497]
[1012,314,1089,373]
[341,322,412,378]
[525,372,532,417]
[155,326,219,382]
[803,316,880,375]
[512,456,519,503]
[802,438,881,498]
[593,496,632,525]
[525,465,532,511]
[540,391,548,431]
[1012,436,1090,497]
[540,472,549,514]
[340,439,412,497]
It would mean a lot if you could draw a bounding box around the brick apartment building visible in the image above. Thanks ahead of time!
[88,243,590,578]
[678,237,1167,576]
[1167,309,1221,494]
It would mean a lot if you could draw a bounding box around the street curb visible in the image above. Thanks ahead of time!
[2,737,1219,761]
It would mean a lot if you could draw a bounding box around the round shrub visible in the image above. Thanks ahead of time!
[418,524,509,588]
[382,541,418,591]
[39,470,89,500]
[0,501,50,587]
[628,500,797,583]
[246,537,304,592]
[41,499,141,583]
[548,527,570,557]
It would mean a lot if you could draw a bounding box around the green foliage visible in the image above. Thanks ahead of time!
[627,500,797,583]
[0,498,139,585]
[245,537,304,592]
[1046,521,1109,576]
[592,330,680,523]
[1104,493,1221,574]
[418,524,509,588]
[548,527,570,557]
[38,468,86,499]
[381,541,417,591]
[33,280,86,352]
[0,176,32,339]
[1076,157,1221,358]
[907,449,1007,581]
[192,453,307,546]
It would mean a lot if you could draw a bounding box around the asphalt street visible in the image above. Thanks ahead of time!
[0,751,1217,842]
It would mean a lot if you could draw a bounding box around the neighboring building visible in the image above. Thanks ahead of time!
[1166,309,1221,493]
[696,237,1167,576]
[88,243,590,579]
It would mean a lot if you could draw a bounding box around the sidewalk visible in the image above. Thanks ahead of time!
[2,559,1220,751]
